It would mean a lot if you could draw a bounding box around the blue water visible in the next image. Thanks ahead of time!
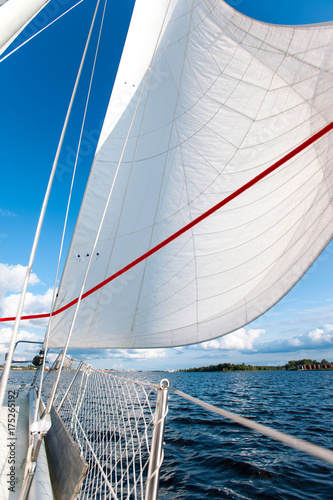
[139,370,333,500]
[8,369,333,499]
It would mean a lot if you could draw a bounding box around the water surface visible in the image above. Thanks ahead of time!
[138,370,333,499]
[8,369,333,499]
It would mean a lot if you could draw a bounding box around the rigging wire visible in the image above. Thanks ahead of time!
[33,0,108,427]
[45,0,173,412]
[0,0,84,64]
[44,0,110,412]
[16,0,107,490]
[0,0,101,410]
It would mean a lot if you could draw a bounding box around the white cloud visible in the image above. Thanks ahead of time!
[1,289,53,319]
[0,263,52,367]
[70,348,169,364]
[107,349,167,361]
[308,325,333,343]
[252,324,333,354]
[0,327,41,344]
[0,327,44,362]
[289,338,302,347]
[47,352,59,363]
[0,344,7,354]
[200,328,265,352]
[0,263,53,329]
[0,327,42,344]
[0,263,40,298]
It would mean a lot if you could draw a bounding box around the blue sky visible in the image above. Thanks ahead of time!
[0,0,333,371]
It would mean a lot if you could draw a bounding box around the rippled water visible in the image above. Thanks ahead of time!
[154,370,333,500]
[8,369,333,499]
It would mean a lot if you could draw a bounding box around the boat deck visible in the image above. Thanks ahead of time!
[0,385,29,499]
[0,385,54,500]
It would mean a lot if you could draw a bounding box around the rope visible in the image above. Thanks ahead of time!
[169,386,333,466]
[44,369,159,499]
[65,389,118,500]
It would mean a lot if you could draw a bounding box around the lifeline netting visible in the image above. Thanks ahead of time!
[41,360,165,499]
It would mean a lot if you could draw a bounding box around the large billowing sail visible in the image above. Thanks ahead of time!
[0,0,50,55]
[48,0,333,349]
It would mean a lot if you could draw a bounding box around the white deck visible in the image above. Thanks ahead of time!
[0,385,29,499]
[0,385,54,500]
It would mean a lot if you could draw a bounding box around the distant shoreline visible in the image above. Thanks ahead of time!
[1,358,332,373]
[179,359,333,373]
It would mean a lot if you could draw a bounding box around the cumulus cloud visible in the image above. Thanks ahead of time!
[0,327,42,344]
[253,324,333,354]
[195,325,333,357]
[47,352,60,363]
[308,325,333,343]
[0,263,52,329]
[0,344,7,354]
[199,328,265,352]
[0,263,40,297]
[0,263,52,366]
[1,289,53,320]
[0,327,44,362]
[107,349,167,361]
[67,348,169,363]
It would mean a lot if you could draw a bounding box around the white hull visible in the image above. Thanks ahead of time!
[0,385,53,499]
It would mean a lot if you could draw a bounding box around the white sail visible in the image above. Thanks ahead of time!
[0,0,50,55]
[48,0,333,349]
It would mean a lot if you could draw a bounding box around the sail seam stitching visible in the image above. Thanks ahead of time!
[1,121,332,323]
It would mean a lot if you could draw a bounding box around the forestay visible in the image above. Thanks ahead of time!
[49,0,333,348]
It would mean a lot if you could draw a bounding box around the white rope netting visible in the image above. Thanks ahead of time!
[38,357,333,500]
[41,363,161,500]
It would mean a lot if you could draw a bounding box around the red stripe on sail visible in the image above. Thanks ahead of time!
[1,120,332,323]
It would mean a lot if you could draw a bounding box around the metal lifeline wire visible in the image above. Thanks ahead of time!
[40,362,333,500]
[41,367,164,500]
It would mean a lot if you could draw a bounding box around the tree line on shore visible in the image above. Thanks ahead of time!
[179,359,331,372]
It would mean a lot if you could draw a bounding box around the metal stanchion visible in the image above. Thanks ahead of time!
[145,379,169,500]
